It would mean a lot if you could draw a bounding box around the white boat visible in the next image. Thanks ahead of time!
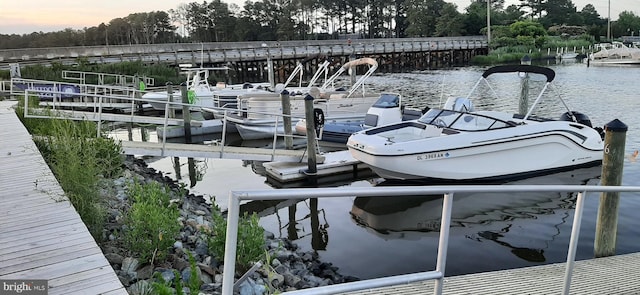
[143,67,270,111]
[227,57,382,140]
[588,42,640,65]
[294,93,423,144]
[346,65,605,181]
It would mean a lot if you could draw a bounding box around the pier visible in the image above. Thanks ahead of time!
[0,37,488,82]
[0,101,126,294]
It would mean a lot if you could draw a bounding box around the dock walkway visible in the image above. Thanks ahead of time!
[340,251,640,294]
[0,100,126,294]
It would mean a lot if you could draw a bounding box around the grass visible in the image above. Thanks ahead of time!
[15,97,123,239]
[124,181,181,264]
[208,208,266,274]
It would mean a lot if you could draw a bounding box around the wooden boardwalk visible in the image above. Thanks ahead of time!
[338,251,640,294]
[0,100,126,294]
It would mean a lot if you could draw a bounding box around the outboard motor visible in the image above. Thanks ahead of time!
[560,111,592,127]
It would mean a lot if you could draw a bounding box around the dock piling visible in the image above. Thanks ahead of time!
[180,83,192,144]
[303,93,318,175]
[594,119,628,258]
[281,90,293,150]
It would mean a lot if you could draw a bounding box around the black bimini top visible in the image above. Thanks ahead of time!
[482,65,556,82]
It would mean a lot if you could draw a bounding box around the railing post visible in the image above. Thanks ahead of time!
[562,190,587,295]
[434,192,454,295]
[222,194,241,295]
[595,119,628,257]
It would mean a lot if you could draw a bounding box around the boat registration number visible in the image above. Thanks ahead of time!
[417,152,448,160]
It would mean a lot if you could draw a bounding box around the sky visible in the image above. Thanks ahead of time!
[0,0,635,35]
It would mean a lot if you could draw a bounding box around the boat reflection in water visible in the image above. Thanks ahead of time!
[350,166,601,263]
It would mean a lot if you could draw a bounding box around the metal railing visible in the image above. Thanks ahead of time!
[222,184,640,295]
[62,70,155,87]
[19,87,311,161]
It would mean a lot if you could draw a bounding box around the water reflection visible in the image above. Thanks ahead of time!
[350,166,601,262]
[243,198,330,251]
[171,157,207,188]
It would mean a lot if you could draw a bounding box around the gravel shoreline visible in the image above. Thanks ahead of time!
[99,157,357,294]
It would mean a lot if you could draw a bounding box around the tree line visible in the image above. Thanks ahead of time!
[1,0,639,50]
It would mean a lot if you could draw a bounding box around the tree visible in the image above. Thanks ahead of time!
[611,11,640,38]
[435,3,464,36]
[540,0,581,27]
[519,0,546,19]
[406,0,445,37]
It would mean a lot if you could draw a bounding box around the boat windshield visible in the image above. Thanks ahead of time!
[371,93,400,108]
[417,108,514,131]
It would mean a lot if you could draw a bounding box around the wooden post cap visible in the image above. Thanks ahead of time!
[604,119,628,132]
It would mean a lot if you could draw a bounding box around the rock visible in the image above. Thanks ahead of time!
[181,268,192,283]
[200,272,213,284]
[200,283,220,293]
[269,273,284,288]
[136,264,154,280]
[105,253,124,265]
[264,231,275,239]
[121,257,139,274]
[283,272,301,287]
[198,263,216,276]
[156,268,176,283]
[117,272,135,287]
[128,280,150,295]
[169,254,190,271]
[239,278,265,295]
[214,274,223,284]
[194,209,207,216]
[273,264,287,275]
[195,240,208,256]
[174,241,184,249]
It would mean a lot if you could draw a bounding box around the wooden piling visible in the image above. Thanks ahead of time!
[594,119,628,258]
[519,57,530,115]
[180,83,192,144]
[280,90,293,150]
[303,94,318,175]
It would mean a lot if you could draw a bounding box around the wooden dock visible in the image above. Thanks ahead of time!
[0,100,126,294]
[339,251,640,294]
[121,140,325,163]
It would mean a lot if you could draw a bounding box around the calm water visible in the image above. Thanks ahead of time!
[132,62,640,279]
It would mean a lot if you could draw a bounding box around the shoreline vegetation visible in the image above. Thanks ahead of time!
[14,100,356,294]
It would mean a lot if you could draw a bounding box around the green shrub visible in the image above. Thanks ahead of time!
[208,208,265,274]
[124,182,181,263]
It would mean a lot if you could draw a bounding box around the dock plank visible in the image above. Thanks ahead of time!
[339,252,640,295]
[0,100,126,295]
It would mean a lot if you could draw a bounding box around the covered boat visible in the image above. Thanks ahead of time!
[346,65,605,181]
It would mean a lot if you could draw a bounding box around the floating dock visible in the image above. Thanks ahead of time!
[263,150,368,182]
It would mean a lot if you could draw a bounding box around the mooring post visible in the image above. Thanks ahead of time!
[594,119,628,258]
[281,90,293,150]
[303,94,318,175]
[518,56,530,115]
[180,82,192,144]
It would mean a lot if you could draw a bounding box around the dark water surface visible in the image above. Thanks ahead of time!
[133,62,640,280]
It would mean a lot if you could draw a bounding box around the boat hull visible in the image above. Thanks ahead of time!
[347,122,604,180]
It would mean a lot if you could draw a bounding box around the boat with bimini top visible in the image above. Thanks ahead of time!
[346,65,605,181]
